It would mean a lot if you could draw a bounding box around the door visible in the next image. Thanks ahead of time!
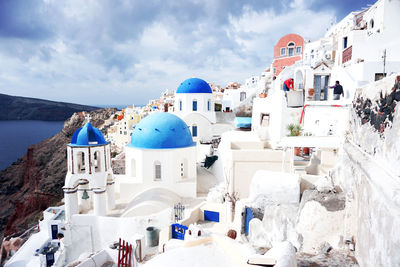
[204,210,219,222]
[245,207,254,235]
[323,75,329,100]
[240,92,246,101]
[51,225,58,240]
[314,75,322,101]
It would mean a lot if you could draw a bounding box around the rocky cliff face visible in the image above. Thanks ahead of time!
[0,108,116,243]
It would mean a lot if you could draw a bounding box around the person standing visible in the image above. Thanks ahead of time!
[330,81,344,100]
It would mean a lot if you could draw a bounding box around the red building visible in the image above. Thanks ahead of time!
[272,33,304,76]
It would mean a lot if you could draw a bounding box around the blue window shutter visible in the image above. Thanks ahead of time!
[192,126,197,137]
[193,100,197,111]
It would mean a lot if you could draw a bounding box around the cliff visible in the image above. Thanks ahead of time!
[0,93,99,121]
[0,108,117,244]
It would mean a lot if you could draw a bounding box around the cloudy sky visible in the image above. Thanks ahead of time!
[0,0,376,106]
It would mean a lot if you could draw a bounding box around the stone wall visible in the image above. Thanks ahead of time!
[336,74,400,266]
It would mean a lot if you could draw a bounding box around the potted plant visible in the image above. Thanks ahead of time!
[302,132,312,155]
[259,91,267,98]
[287,123,302,156]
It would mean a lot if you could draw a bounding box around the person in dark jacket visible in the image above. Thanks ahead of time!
[329,81,344,100]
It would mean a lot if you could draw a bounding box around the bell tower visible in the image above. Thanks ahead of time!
[63,118,115,221]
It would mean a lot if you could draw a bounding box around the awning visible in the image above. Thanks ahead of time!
[234,117,252,129]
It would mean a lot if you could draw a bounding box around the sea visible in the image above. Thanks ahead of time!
[0,120,65,171]
[0,104,140,171]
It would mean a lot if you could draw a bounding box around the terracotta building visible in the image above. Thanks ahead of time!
[272,33,304,76]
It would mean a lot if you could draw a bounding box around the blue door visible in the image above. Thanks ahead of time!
[245,207,254,235]
[171,224,188,240]
[51,225,58,240]
[204,210,219,222]
[314,75,322,101]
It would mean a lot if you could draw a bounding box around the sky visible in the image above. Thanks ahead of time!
[0,0,376,106]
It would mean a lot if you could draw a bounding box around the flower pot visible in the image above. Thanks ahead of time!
[294,147,301,156]
[259,93,267,98]
[303,147,310,155]
[308,88,315,96]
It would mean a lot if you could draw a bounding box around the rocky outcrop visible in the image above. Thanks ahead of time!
[0,93,99,121]
[353,75,400,133]
[111,152,125,175]
[0,108,117,245]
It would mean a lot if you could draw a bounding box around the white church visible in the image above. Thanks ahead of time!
[174,78,216,142]
[123,112,198,199]
[63,122,115,221]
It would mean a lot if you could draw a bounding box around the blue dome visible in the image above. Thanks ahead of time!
[176,78,212,94]
[69,122,109,146]
[128,113,195,149]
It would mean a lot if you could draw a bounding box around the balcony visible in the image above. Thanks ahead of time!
[342,46,352,64]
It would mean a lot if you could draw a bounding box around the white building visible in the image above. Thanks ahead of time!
[174,78,216,142]
[123,112,197,198]
[63,122,115,221]
[294,0,400,104]
[107,107,143,151]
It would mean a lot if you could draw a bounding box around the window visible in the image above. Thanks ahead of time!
[288,42,295,56]
[296,46,302,54]
[273,68,276,74]
[280,47,286,56]
[260,113,270,127]
[207,100,211,111]
[370,19,374,29]
[181,163,184,177]
[77,151,85,173]
[154,162,161,180]
[343,37,348,49]
[180,160,188,178]
[375,73,386,81]
[240,92,246,101]
[192,125,197,137]
[179,100,182,111]
[94,151,101,172]
[192,100,197,111]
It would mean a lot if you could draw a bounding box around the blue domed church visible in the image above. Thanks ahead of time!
[63,122,115,221]
[122,112,197,198]
[174,78,216,143]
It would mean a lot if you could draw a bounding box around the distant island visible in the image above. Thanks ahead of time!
[0,93,99,121]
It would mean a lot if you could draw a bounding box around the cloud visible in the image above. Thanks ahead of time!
[0,0,357,105]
